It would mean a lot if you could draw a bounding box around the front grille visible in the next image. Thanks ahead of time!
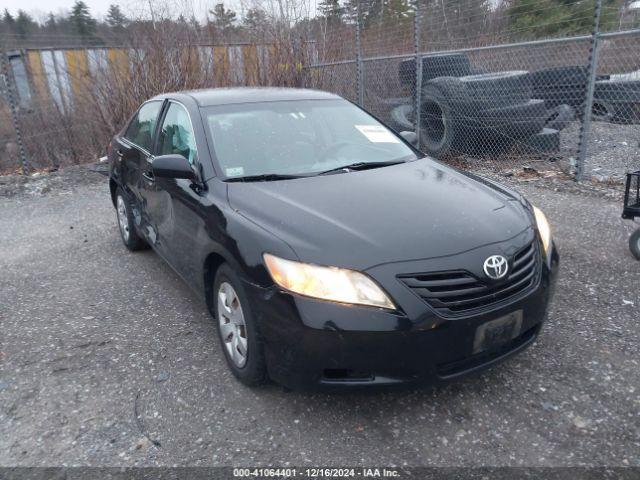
[399,242,540,316]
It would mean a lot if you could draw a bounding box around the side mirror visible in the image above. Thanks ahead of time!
[152,154,196,180]
[399,131,418,146]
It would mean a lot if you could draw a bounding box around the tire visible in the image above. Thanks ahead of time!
[545,104,575,131]
[528,66,589,88]
[399,59,417,88]
[630,229,640,261]
[459,70,531,106]
[529,66,589,109]
[390,104,415,131]
[593,80,640,124]
[115,187,147,251]
[591,99,615,122]
[421,54,472,81]
[419,82,460,157]
[399,54,471,88]
[213,263,267,386]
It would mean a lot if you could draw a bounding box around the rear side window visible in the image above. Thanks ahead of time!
[158,102,198,164]
[124,101,162,152]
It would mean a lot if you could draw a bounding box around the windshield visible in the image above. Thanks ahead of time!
[202,99,417,179]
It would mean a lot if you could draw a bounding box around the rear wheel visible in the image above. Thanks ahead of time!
[214,263,267,386]
[115,188,147,251]
[630,229,640,260]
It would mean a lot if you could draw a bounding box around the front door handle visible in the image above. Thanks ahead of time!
[142,171,155,183]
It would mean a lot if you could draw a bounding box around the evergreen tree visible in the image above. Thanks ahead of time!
[420,0,491,44]
[344,0,412,26]
[318,0,345,22]
[210,3,237,34]
[243,8,269,31]
[189,15,200,30]
[70,0,97,38]
[106,4,127,29]
[3,8,14,23]
[507,0,619,38]
[344,0,379,25]
[45,13,57,30]
[2,8,16,33]
[15,10,36,38]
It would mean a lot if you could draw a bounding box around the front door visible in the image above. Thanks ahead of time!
[148,101,203,284]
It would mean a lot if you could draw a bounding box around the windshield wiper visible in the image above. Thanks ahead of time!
[317,160,405,176]
[226,173,307,182]
[226,160,406,181]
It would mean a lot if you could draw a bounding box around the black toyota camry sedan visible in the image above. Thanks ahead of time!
[108,87,559,389]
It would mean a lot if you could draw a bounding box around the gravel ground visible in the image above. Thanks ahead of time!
[562,121,640,181]
[0,167,639,468]
[0,165,106,198]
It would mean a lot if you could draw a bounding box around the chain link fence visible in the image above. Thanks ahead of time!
[305,0,640,183]
[586,30,640,180]
[1,0,639,182]
[1,49,28,175]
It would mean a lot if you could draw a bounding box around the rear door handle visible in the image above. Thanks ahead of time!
[142,172,154,182]
[116,149,124,158]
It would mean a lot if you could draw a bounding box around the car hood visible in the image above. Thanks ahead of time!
[227,159,532,271]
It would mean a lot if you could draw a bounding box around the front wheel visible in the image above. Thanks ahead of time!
[214,263,267,386]
[630,229,640,260]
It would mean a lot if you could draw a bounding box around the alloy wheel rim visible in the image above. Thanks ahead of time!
[117,196,130,242]
[217,282,248,368]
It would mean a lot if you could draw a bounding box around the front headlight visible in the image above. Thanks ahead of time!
[263,253,396,310]
[532,205,552,255]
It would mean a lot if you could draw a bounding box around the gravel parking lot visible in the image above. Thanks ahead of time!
[567,121,640,181]
[0,167,639,467]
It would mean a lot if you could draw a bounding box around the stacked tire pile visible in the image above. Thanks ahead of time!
[392,54,571,158]
[392,54,640,159]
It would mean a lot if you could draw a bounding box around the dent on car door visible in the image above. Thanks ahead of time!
[151,101,203,284]
[119,100,163,242]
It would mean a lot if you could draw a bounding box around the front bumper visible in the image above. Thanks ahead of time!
[247,239,559,390]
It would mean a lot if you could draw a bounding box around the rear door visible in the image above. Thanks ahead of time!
[117,100,163,238]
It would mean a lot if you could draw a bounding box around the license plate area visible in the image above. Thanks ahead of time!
[473,310,523,355]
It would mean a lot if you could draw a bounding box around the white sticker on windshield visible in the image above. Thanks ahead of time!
[226,166,244,177]
[355,125,400,143]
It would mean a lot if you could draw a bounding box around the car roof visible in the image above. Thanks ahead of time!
[152,87,342,107]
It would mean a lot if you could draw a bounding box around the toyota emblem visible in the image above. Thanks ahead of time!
[483,255,509,280]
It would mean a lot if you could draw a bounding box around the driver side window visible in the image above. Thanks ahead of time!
[158,103,198,164]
